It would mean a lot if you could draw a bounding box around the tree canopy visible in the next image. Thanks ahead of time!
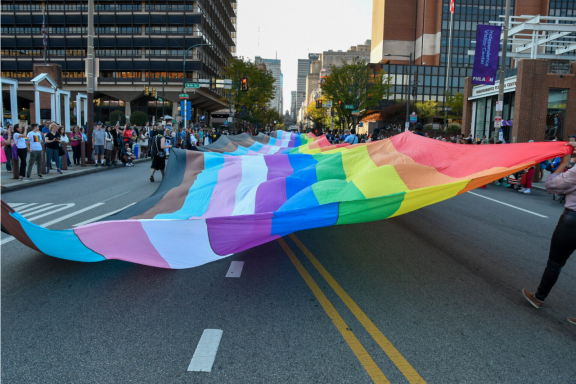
[321,58,392,130]
[223,57,278,129]
[415,100,439,122]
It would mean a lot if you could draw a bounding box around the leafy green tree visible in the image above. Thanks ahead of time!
[305,96,329,129]
[224,57,276,128]
[110,110,126,125]
[415,100,438,122]
[445,91,464,120]
[129,111,148,126]
[321,58,392,131]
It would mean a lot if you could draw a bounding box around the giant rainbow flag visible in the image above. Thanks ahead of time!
[1,131,571,269]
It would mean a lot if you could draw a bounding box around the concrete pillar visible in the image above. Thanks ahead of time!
[125,101,132,117]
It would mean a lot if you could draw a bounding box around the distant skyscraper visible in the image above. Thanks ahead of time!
[297,59,309,114]
[255,56,282,113]
[290,91,296,120]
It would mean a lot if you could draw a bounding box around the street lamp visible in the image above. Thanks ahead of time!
[385,53,412,131]
[182,43,212,92]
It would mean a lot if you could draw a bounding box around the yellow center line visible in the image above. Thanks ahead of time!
[277,238,390,384]
[289,234,427,384]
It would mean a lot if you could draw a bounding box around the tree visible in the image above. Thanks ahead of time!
[305,98,329,129]
[129,110,148,126]
[321,58,392,131]
[445,91,464,120]
[415,100,438,122]
[223,57,277,129]
[110,110,126,125]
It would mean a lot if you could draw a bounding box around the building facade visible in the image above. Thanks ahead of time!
[255,56,282,113]
[290,90,296,121]
[321,40,371,72]
[1,0,235,123]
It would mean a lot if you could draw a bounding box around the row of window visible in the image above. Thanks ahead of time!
[0,49,86,57]
[0,3,196,12]
[100,71,197,79]
[2,27,199,35]
[0,49,204,58]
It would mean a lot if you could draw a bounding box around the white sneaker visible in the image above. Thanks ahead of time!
[522,189,531,194]
[125,163,129,167]
[518,187,525,192]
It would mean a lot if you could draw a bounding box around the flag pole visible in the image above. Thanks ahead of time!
[494,0,511,142]
[444,1,454,129]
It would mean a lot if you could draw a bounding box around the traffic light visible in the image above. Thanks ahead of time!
[338,100,342,107]
[145,86,149,96]
[211,77,216,90]
[316,99,323,109]
[240,78,248,91]
[152,88,156,98]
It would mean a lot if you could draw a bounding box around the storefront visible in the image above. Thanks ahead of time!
[463,59,576,143]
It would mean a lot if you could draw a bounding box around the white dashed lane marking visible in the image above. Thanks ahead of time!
[225,261,244,278]
[187,329,223,372]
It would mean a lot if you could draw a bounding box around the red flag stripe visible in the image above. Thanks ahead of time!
[450,0,455,14]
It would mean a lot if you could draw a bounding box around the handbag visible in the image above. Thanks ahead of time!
[12,142,18,159]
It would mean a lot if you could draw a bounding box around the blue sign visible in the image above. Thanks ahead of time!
[180,101,192,121]
[200,115,206,122]
[472,24,502,85]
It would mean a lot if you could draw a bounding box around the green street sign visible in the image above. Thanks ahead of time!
[344,104,354,109]
[351,110,360,115]
[185,83,200,88]
[179,93,189,99]
[158,97,163,102]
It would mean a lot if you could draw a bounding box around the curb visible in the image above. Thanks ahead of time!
[2,158,151,193]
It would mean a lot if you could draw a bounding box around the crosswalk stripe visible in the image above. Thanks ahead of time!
[7,203,26,208]
[12,203,37,211]
[22,204,66,218]
[72,203,136,227]
[1,203,104,245]
[26,204,75,221]
[18,203,52,215]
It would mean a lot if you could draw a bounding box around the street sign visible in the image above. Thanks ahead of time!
[496,101,503,112]
[433,123,440,130]
[410,112,417,123]
[179,93,189,99]
[325,101,333,108]
[405,122,410,129]
[345,104,354,109]
[351,110,359,115]
[494,116,502,128]
[185,83,200,88]
[158,97,163,102]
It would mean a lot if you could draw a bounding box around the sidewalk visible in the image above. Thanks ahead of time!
[1,158,151,193]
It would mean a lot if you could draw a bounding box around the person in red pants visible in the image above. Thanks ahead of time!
[519,165,536,194]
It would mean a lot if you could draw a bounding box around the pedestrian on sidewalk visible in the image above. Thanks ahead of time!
[150,129,171,182]
[523,141,576,326]
[25,124,43,180]
[139,125,149,158]
[519,165,536,194]
[45,123,62,174]
[41,120,50,135]
[104,125,114,166]
[58,126,71,167]
[13,124,29,180]
[0,135,7,178]
[70,126,82,165]
[121,142,136,166]
[2,124,13,172]
[92,122,106,166]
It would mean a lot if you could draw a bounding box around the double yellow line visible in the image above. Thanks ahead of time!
[278,234,426,384]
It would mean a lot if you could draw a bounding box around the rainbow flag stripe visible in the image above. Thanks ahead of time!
[1,131,571,269]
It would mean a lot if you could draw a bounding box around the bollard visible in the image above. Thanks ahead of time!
[61,141,68,170]
[41,142,47,174]
[12,155,19,179]
[81,140,86,167]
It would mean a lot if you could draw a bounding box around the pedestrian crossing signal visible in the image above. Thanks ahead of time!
[240,78,248,91]
[145,86,149,95]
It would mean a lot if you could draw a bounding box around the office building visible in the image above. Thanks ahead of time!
[321,40,371,73]
[255,56,282,113]
[296,53,319,120]
[290,90,296,120]
[1,0,236,123]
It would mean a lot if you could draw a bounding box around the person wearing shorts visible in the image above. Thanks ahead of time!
[150,129,171,182]
[92,122,106,166]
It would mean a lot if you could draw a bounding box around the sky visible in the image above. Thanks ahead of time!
[235,0,373,114]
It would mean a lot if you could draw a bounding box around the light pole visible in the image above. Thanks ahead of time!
[86,0,95,163]
[495,0,512,141]
[182,43,212,92]
[385,53,412,130]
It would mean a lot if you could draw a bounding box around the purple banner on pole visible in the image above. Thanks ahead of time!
[472,25,502,85]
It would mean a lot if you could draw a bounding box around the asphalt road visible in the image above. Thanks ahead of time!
[2,164,575,384]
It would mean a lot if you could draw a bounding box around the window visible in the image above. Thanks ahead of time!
[546,89,569,140]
